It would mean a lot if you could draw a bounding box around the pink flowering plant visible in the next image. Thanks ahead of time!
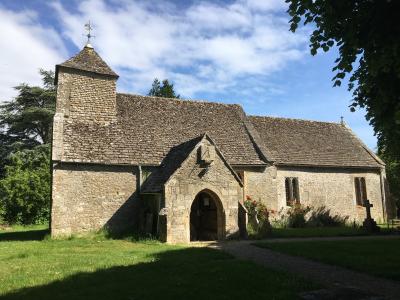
[244,196,271,238]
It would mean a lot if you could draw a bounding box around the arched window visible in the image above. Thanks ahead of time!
[292,178,300,201]
[354,177,367,206]
[285,178,291,205]
[285,177,300,206]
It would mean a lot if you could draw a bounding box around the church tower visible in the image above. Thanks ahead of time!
[52,43,119,160]
[54,44,119,122]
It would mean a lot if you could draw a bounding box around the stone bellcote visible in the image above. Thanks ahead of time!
[52,45,119,161]
[54,45,119,124]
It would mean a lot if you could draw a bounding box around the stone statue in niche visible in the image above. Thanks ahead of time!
[198,143,215,165]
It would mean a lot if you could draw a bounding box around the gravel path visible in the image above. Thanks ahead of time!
[208,237,400,300]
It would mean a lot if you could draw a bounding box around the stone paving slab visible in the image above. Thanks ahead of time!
[209,239,400,300]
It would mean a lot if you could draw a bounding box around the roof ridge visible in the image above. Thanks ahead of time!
[249,115,341,125]
[117,92,242,108]
[234,109,273,163]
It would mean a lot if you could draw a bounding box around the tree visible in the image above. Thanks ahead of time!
[0,145,51,224]
[286,0,400,217]
[0,69,56,145]
[286,0,400,156]
[0,69,55,176]
[378,143,400,217]
[148,78,180,98]
[0,70,55,224]
[0,134,37,178]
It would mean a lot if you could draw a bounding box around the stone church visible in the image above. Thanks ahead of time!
[51,44,394,243]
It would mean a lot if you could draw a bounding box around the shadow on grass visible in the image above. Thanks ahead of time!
[0,229,49,241]
[265,226,397,239]
[0,247,316,300]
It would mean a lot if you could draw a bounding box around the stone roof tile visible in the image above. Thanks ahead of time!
[141,136,202,193]
[61,94,265,166]
[141,134,243,193]
[56,46,118,80]
[249,116,382,168]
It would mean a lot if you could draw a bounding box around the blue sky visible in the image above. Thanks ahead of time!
[0,0,377,149]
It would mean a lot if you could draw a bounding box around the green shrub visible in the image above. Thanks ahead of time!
[0,145,50,225]
[275,204,349,229]
[307,206,348,227]
[285,203,310,228]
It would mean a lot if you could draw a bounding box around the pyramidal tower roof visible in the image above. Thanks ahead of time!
[55,45,118,83]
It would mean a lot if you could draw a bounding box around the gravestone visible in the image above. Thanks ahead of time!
[362,200,380,233]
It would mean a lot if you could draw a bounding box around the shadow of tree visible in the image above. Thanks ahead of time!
[0,229,49,241]
[0,247,315,300]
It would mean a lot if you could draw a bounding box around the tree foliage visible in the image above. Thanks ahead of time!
[0,69,56,145]
[0,70,55,224]
[378,143,400,216]
[286,0,400,216]
[0,145,51,224]
[0,134,38,178]
[286,0,400,156]
[148,78,180,99]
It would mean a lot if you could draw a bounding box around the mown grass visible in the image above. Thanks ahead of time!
[269,226,371,238]
[0,224,49,241]
[0,224,48,232]
[0,227,317,300]
[247,224,396,240]
[256,238,400,281]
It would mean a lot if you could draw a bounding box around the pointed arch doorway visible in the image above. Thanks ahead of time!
[190,190,225,241]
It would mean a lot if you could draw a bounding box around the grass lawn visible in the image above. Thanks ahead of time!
[268,226,375,238]
[256,238,400,281]
[0,227,317,300]
[0,224,49,241]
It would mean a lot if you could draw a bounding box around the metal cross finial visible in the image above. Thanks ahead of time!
[84,21,95,46]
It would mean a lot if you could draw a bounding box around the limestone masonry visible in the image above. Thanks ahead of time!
[51,45,395,243]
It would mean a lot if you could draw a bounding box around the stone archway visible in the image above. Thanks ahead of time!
[190,189,225,241]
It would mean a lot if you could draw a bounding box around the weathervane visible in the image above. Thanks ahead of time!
[84,21,95,47]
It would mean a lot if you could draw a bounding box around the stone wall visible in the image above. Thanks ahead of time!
[51,163,139,237]
[164,138,242,243]
[56,68,117,124]
[276,167,385,223]
[52,67,118,162]
[241,166,389,223]
[241,166,278,210]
